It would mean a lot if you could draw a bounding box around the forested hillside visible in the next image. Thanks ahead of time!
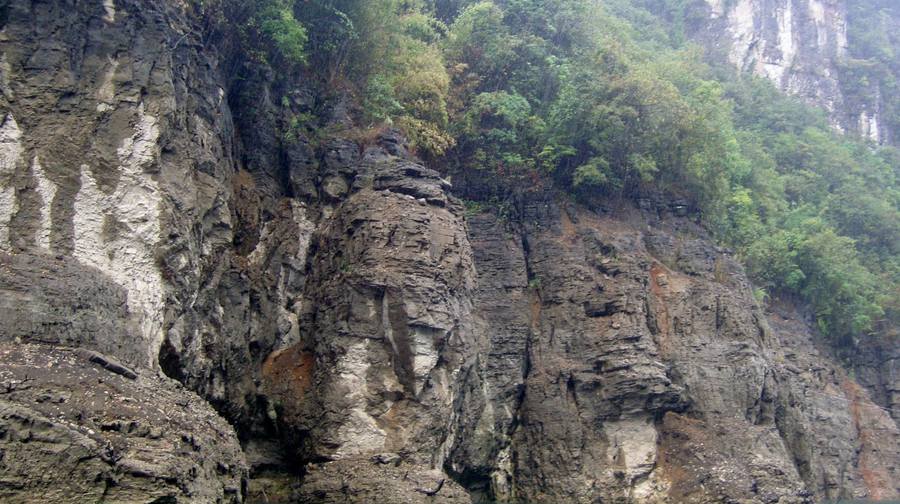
[197,0,900,346]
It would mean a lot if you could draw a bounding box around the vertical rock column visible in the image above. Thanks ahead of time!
[271,138,476,502]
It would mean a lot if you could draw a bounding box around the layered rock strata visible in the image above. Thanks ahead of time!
[0,342,247,504]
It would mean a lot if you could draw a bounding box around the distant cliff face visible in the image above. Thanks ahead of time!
[700,0,889,143]
[2,1,900,503]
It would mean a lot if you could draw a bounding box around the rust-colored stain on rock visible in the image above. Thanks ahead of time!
[262,346,315,407]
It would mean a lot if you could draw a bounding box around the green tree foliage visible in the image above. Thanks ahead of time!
[295,0,454,156]
[223,0,307,66]
[293,1,358,81]
[720,75,900,342]
[441,0,739,211]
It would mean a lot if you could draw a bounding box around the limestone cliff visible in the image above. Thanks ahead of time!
[697,0,894,143]
[1,0,900,503]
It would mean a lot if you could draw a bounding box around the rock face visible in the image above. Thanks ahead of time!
[0,0,255,500]
[2,0,900,503]
[292,459,471,504]
[269,145,476,486]
[444,193,900,503]
[856,339,900,429]
[697,0,890,143]
[0,0,237,370]
[0,342,246,504]
[768,301,900,501]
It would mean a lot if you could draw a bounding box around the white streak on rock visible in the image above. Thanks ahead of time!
[860,109,880,141]
[31,157,57,250]
[719,0,857,138]
[763,1,795,84]
[0,115,22,250]
[73,103,164,367]
[809,0,826,47]
[117,103,160,171]
[276,202,315,349]
[411,327,439,395]
[809,0,825,24]
[103,0,116,23]
[705,0,724,18]
[333,339,387,458]
[383,293,399,357]
[728,0,758,72]
[835,15,848,57]
[490,446,513,500]
[605,418,659,483]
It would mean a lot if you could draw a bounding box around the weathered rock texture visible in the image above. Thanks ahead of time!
[0,0,239,370]
[291,459,471,504]
[2,0,900,503]
[0,0,263,500]
[767,301,900,501]
[698,0,891,143]
[0,342,246,503]
[855,338,900,430]
[434,188,900,503]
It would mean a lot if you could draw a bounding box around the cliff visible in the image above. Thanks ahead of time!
[1,0,899,503]
[697,0,892,143]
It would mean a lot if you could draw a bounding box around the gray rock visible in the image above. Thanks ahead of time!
[371,453,402,466]
[445,195,900,503]
[0,250,144,365]
[376,127,416,160]
[294,459,469,504]
[286,139,318,200]
[0,342,247,504]
[284,179,475,465]
[372,160,449,207]
[319,137,361,179]
[321,174,349,202]
[770,300,900,500]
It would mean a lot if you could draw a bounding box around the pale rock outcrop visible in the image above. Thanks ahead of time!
[0,114,22,249]
[0,0,248,500]
[700,0,891,143]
